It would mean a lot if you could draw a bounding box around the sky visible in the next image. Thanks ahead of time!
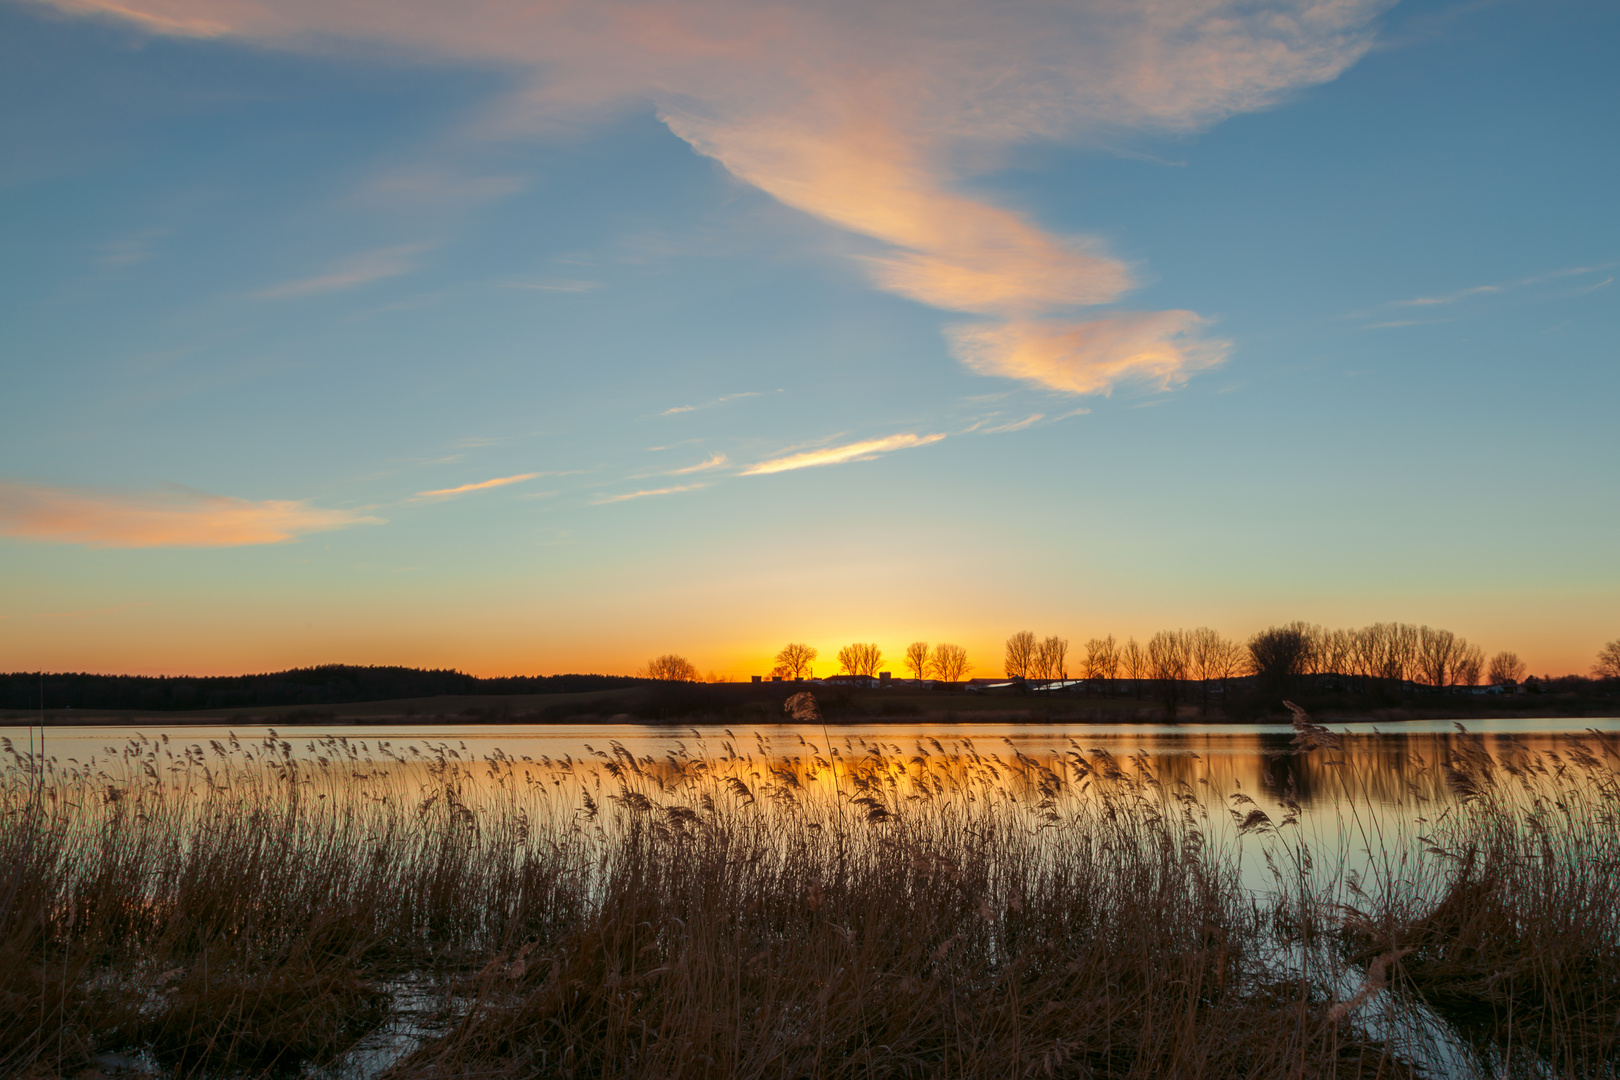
[1,0,1616,680]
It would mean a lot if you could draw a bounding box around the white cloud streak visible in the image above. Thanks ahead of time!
[979,413,1045,434]
[662,391,766,416]
[662,452,728,475]
[591,483,710,504]
[1391,263,1617,307]
[741,433,945,475]
[411,472,541,500]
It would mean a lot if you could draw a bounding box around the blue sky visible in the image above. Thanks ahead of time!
[2,0,1615,677]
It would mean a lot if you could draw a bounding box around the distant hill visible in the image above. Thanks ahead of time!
[0,665,642,712]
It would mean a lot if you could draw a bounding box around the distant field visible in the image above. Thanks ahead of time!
[1,687,1202,726]
[0,688,651,725]
[5,681,1615,726]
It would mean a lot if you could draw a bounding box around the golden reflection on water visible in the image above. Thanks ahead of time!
[6,722,1616,813]
[4,722,1616,911]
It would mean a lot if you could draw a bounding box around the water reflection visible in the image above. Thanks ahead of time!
[8,717,1617,814]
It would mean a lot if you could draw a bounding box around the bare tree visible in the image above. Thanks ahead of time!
[1453,643,1484,688]
[1004,631,1036,679]
[1349,624,1387,691]
[1249,625,1310,692]
[1293,623,1326,676]
[837,643,884,677]
[1120,637,1147,699]
[1488,651,1527,686]
[1595,639,1620,680]
[1186,627,1237,713]
[1415,626,1453,688]
[1147,630,1189,715]
[1032,635,1069,682]
[774,643,818,680]
[643,654,699,681]
[1083,636,1119,694]
[931,644,971,682]
[1207,634,1249,701]
[1318,628,1353,688]
[1028,639,1049,680]
[1419,628,1483,689]
[1387,623,1420,684]
[904,641,930,680]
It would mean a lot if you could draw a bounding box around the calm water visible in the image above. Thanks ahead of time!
[7,715,1617,810]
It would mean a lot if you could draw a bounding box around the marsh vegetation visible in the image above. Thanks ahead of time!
[1,712,1616,1079]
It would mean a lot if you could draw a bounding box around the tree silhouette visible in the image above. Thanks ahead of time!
[1147,629,1189,715]
[904,641,930,680]
[643,654,699,681]
[774,643,818,680]
[1120,637,1147,698]
[1488,651,1527,685]
[1187,627,1241,712]
[1248,625,1310,692]
[1596,640,1620,680]
[1004,631,1036,678]
[931,644,971,682]
[1083,636,1119,694]
[1032,636,1068,681]
[837,643,883,677]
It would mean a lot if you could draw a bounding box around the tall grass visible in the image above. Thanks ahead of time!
[0,719,1615,1078]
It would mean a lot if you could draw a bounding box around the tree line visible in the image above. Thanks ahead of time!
[0,666,641,713]
[640,631,1620,693]
[1001,622,1513,695]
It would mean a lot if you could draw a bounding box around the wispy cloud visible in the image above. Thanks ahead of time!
[979,413,1045,434]
[742,433,944,476]
[411,472,540,500]
[662,452,728,476]
[0,481,379,548]
[591,483,710,505]
[45,0,1390,396]
[253,243,429,299]
[500,279,603,293]
[1360,318,1449,330]
[367,166,525,204]
[98,227,167,269]
[49,0,227,36]
[1390,263,1616,308]
[661,391,767,416]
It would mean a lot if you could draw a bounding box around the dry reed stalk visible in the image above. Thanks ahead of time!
[0,726,1612,1078]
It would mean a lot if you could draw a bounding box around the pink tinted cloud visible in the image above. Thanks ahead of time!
[38,0,1386,393]
[252,244,428,299]
[0,481,380,548]
[949,312,1229,396]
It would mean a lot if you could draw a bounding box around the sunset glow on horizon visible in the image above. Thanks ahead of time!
[2,0,1615,681]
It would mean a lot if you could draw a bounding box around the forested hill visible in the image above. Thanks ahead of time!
[0,666,642,712]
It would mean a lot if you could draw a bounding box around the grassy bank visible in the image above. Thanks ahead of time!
[1,716,1616,1078]
[7,678,1618,728]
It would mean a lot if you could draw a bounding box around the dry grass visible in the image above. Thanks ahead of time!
[0,719,1614,1079]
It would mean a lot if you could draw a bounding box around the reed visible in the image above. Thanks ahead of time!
[0,721,1614,1079]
